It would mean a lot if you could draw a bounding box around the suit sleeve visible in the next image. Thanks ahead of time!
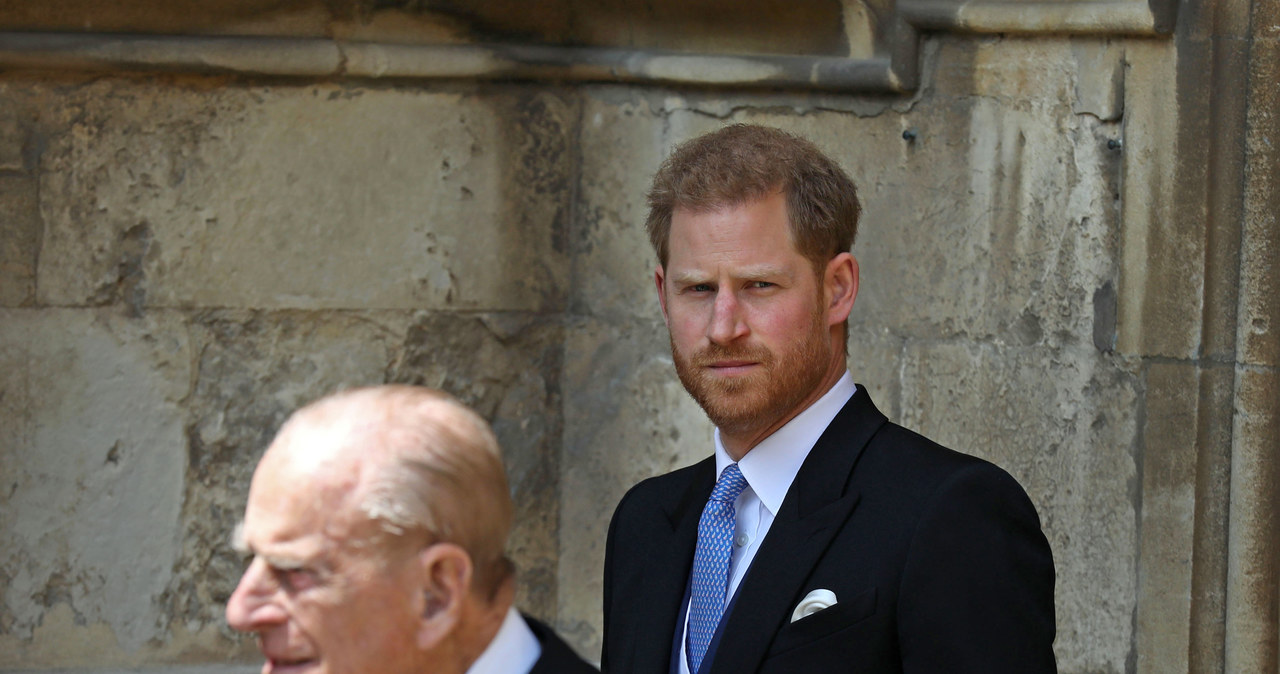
[600,485,635,673]
[897,462,1057,673]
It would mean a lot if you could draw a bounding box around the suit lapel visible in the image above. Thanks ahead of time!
[709,388,888,674]
[630,457,715,673]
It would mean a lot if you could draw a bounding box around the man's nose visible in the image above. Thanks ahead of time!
[707,289,748,344]
[225,559,287,632]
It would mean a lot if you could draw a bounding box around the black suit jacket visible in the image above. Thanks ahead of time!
[601,387,1056,673]
[526,615,600,674]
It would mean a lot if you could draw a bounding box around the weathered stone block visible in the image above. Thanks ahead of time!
[0,308,191,667]
[844,324,906,421]
[1119,40,1212,360]
[0,108,26,172]
[861,99,1119,346]
[898,340,1140,673]
[1240,41,1280,368]
[35,82,568,312]
[389,310,567,620]
[1135,361,1202,674]
[1071,40,1126,122]
[0,175,39,307]
[165,308,411,660]
[557,315,711,657]
[571,88,668,322]
[1223,366,1279,672]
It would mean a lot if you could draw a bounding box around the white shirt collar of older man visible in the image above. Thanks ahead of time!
[466,607,542,674]
[713,371,857,515]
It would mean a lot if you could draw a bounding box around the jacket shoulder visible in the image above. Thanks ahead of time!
[524,615,599,673]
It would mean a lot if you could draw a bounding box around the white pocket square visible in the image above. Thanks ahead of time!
[790,588,838,623]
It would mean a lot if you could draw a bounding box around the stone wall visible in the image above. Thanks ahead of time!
[1,1,1276,672]
[0,76,577,668]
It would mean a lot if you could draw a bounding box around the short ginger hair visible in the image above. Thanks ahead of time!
[645,124,862,272]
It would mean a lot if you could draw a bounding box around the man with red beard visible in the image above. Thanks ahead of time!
[601,125,1056,674]
[226,385,597,674]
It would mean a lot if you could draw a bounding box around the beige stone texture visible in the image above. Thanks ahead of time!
[1224,367,1279,671]
[0,106,28,171]
[570,89,668,323]
[1135,362,1201,674]
[0,174,39,307]
[899,341,1140,672]
[34,82,567,313]
[2,0,1279,670]
[1185,366,1236,674]
[0,308,191,665]
[1115,40,1188,358]
[388,310,569,618]
[1240,38,1280,369]
[557,316,711,653]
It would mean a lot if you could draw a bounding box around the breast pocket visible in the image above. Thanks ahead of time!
[766,587,879,657]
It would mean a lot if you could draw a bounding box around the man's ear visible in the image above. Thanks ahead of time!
[824,253,858,326]
[414,543,473,650]
[655,266,670,326]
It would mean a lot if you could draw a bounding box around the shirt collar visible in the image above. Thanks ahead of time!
[714,372,857,516]
[466,607,542,674]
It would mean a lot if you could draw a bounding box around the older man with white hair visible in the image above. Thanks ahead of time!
[226,384,596,674]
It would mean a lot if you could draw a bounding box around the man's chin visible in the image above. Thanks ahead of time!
[696,395,769,434]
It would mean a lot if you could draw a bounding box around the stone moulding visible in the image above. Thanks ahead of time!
[0,0,1173,95]
[0,32,913,92]
[899,0,1176,35]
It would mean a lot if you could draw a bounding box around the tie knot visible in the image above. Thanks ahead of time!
[710,463,748,503]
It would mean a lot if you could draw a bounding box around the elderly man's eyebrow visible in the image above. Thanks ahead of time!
[230,521,250,555]
[230,524,320,572]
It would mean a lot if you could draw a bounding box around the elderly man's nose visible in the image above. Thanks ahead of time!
[226,561,286,632]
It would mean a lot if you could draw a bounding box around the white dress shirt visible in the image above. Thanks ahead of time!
[677,371,858,674]
[467,607,543,674]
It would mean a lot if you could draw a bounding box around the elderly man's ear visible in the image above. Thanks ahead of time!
[414,543,472,649]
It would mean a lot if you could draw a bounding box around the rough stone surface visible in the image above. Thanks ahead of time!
[389,310,567,619]
[0,105,29,172]
[898,341,1140,672]
[557,315,711,655]
[34,82,567,313]
[0,308,191,666]
[1,4,1278,673]
[1223,367,1279,672]
[571,90,668,323]
[0,175,39,307]
[1115,40,1186,358]
[1240,38,1280,369]
[1135,362,1201,674]
[166,309,410,658]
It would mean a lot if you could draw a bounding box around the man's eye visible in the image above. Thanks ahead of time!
[286,569,316,590]
[273,567,316,592]
[690,284,713,293]
[751,281,775,289]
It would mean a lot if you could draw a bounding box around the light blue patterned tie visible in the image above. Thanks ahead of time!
[687,463,748,674]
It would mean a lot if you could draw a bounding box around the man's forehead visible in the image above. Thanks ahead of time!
[241,430,374,545]
[236,478,373,564]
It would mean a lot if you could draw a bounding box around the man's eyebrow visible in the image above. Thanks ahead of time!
[668,266,791,285]
[230,521,249,555]
[260,554,307,571]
